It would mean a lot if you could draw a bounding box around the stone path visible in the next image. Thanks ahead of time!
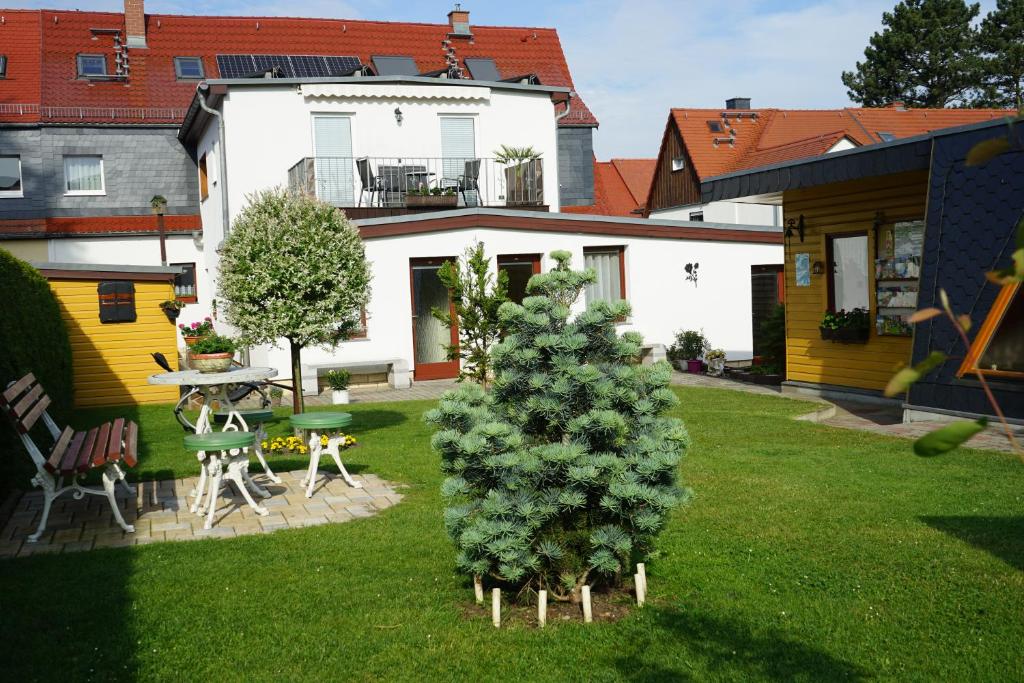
[0,470,404,559]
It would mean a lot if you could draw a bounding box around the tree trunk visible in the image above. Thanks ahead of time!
[289,339,304,414]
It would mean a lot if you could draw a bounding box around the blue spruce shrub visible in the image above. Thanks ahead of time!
[426,251,689,602]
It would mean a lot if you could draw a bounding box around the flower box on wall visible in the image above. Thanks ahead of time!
[819,326,870,344]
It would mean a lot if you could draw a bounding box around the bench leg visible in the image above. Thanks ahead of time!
[326,436,363,489]
[225,457,269,516]
[111,461,135,496]
[26,473,57,543]
[302,430,322,498]
[252,423,282,484]
[204,455,225,530]
[102,467,135,534]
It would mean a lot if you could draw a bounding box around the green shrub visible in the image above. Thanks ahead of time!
[0,249,73,493]
[189,334,237,355]
[427,251,688,603]
[326,369,351,390]
[667,329,709,362]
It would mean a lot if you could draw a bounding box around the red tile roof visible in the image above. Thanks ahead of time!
[667,105,1015,181]
[0,8,595,126]
[563,158,656,217]
[0,215,202,237]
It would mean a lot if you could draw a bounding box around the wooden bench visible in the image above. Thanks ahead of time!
[300,358,411,396]
[0,373,138,542]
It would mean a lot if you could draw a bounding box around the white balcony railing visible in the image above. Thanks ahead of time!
[287,156,545,208]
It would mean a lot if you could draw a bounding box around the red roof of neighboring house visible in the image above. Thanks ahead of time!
[0,8,595,126]
[666,105,1014,181]
[563,158,656,217]
[0,215,202,238]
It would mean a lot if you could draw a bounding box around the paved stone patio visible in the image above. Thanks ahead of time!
[0,469,404,559]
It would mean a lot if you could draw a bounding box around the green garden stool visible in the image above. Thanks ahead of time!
[184,430,269,529]
[213,408,282,484]
[289,411,361,498]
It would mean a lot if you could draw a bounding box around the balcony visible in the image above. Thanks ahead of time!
[287,157,547,217]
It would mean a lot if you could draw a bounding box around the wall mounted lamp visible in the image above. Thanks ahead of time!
[394,107,403,125]
[784,214,806,243]
[812,261,825,275]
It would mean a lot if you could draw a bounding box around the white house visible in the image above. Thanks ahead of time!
[179,76,783,392]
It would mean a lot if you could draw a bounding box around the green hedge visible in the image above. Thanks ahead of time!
[0,249,73,494]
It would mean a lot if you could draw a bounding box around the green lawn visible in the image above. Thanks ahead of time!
[1,387,1021,681]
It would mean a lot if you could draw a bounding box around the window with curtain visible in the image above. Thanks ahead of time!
[827,233,869,312]
[64,155,104,195]
[171,262,198,302]
[584,247,625,305]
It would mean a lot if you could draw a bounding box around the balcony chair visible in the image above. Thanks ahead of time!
[442,159,481,207]
[356,157,385,207]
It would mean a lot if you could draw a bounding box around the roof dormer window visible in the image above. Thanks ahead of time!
[0,56,7,79]
[707,120,723,133]
[464,57,500,81]
[77,54,108,78]
[174,57,205,80]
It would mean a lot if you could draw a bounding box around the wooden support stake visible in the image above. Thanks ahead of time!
[492,588,501,628]
[637,562,648,597]
[474,575,484,604]
[538,589,547,628]
[581,585,593,623]
[634,573,645,607]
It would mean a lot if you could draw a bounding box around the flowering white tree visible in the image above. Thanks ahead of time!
[218,189,371,412]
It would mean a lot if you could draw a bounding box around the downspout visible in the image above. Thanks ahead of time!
[197,83,230,238]
[555,90,574,122]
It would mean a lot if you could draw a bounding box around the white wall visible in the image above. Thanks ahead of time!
[652,200,780,226]
[216,83,561,227]
[251,227,781,382]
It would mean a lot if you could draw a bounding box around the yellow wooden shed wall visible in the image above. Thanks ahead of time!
[48,278,180,407]
[782,171,928,391]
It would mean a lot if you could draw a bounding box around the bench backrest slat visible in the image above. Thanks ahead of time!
[1,373,53,434]
[124,421,139,468]
[2,373,35,403]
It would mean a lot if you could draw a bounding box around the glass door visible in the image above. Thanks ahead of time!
[312,115,354,205]
[410,258,460,380]
[497,253,541,304]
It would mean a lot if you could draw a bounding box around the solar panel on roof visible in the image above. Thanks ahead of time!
[216,55,362,79]
[464,58,501,82]
[372,56,419,76]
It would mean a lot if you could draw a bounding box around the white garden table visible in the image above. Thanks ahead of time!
[148,366,278,521]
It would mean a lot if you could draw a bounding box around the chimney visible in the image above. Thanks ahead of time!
[726,97,751,110]
[124,0,146,48]
[447,4,472,37]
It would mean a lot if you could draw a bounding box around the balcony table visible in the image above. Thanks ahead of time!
[147,366,278,522]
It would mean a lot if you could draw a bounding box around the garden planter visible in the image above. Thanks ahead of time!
[405,194,458,208]
[191,352,233,373]
[331,389,350,405]
[162,307,180,323]
[707,357,726,377]
[184,335,202,347]
[820,327,869,344]
[686,359,703,374]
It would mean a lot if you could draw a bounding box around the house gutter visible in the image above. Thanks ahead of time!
[554,91,574,122]
[197,83,231,237]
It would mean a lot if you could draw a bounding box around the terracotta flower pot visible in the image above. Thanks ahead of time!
[686,359,703,374]
[184,335,201,346]
[191,352,233,373]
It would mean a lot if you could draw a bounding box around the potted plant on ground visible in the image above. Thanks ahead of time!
[405,185,458,208]
[668,329,710,373]
[160,299,184,323]
[269,386,284,408]
[819,308,870,343]
[706,348,727,376]
[495,145,544,206]
[189,334,236,373]
[179,317,215,346]
[326,369,351,405]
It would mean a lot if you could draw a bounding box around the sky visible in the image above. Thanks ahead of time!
[10,0,1000,158]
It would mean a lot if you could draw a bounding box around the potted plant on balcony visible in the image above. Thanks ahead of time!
[405,185,458,208]
[326,369,351,405]
[160,299,184,323]
[178,317,215,346]
[495,145,544,206]
[189,333,237,373]
[668,329,709,373]
[819,308,870,343]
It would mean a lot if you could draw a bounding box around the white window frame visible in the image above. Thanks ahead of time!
[174,56,205,80]
[672,156,686,172]
[76,53,107,78]
[63,155,106,196]
[0,155,23,198]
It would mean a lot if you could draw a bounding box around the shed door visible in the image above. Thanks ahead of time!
[313,115,354,205]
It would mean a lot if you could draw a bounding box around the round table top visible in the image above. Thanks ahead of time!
[147,366,277,387]
[290,411,352,430]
